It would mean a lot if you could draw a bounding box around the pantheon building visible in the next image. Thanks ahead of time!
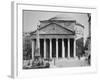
[30,16,84,60]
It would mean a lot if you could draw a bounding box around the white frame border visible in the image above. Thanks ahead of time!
[11,1,97,78]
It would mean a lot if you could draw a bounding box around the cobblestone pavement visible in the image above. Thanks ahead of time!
[50,57,89,68]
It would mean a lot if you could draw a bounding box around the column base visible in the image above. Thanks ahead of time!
[67,57,70,59]
[73,56,78,60]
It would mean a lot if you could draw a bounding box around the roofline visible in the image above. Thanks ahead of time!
[75,23,84,28]
[40,20,76,22]
[30,22,75,35]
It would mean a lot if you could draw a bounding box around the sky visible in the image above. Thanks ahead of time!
[23,10,90,42]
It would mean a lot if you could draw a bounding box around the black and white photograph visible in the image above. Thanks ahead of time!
[23,10,91,69]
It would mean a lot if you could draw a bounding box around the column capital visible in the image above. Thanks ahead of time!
[44,38,46,40]
[56,38,58,41]
[50,38,53,40]
[68,38,70,40]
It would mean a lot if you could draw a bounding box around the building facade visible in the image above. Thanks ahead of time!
[30,18,84,60]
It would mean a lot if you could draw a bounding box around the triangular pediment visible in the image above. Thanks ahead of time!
[33,23,74,35]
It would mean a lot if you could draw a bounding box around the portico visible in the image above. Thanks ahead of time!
[31,38,76,59]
